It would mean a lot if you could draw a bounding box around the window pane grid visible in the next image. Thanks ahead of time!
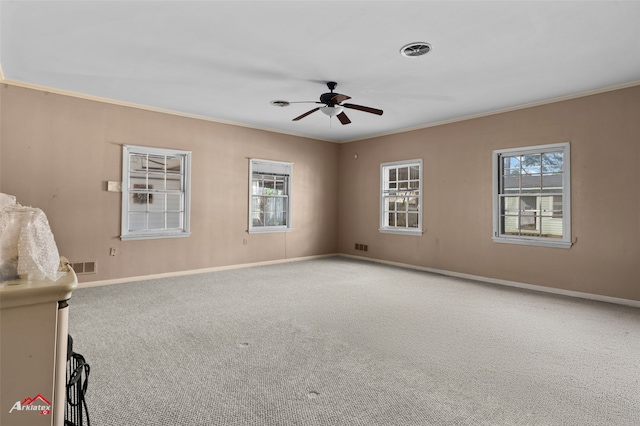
[123,147,189,238]
[381,160,422,232]
[251,195,289,227]
[249,160,292,231]
[496,146,567,243]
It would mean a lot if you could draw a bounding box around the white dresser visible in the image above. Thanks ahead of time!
[0,268,77,426]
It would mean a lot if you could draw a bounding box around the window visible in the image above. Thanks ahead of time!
[249,159,292,233]
[121,145,191,240]
[493,142,571,248]
[380,159,423,235]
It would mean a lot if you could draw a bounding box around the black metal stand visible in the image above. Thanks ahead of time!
[65,335,90,426]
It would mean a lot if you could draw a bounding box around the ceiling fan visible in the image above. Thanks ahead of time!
[271,82,383,125]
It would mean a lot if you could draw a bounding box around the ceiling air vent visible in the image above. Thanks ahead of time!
[400,42,432,58]
[270,100,290,107]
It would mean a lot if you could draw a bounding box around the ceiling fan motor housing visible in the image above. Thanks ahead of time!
[320,81,340,105]
[320,92,340,105]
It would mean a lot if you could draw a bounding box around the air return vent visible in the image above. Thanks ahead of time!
[400,42,432,58]
[72,261,96,275]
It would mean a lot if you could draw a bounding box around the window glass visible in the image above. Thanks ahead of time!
[249,159,292,233]
[380,159,422,235]
[121,145,191,240]
[493,143,570,248]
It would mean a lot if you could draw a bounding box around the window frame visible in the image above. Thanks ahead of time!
[121,145,191,241]
[248,158,293,234]
[379,159,423,236]
[492,142,571,249]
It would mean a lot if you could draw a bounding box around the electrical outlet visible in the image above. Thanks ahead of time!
[243,239,248,245]
[110,247,117,256]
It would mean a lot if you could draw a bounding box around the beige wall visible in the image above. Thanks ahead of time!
[2,84,639,301]
[0,85,339,282]
[339,86,640,301]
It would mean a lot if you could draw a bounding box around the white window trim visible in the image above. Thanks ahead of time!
[379,159,423,236]
[121,145,191,241]
[248,158,293,234]
[492,142,571,249]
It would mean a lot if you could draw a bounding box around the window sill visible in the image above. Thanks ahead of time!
[248,227,292,234]
[378,228,423,236]
[492,236,572,249]
[121,232,191,241]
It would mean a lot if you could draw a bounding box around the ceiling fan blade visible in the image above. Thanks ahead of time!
[292,107,320,121]
[337,111,351,125]
[343,103,383,116]
[331,94,351,103]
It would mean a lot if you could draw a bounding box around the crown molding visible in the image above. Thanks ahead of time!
[0,74,335,143]
[2,70,639,145]
[344,80,640,143]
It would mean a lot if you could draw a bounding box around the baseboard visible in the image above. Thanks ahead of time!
[77,252,639,308]
[339,254,640,308]
[77,253,339,289]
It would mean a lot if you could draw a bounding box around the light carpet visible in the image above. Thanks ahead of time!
[68,257,640,425]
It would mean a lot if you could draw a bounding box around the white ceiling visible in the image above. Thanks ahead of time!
[2,1,640,143]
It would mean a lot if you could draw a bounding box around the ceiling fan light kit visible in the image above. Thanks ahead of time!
[320,106,343,116]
